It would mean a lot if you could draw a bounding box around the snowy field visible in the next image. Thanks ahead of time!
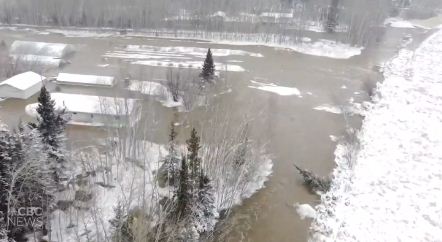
[311,29,442,241]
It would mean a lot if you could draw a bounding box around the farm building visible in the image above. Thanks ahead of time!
[9,40,75,67]
[56,73,116,87]
[0,71,45,99]
[25,93,139,127]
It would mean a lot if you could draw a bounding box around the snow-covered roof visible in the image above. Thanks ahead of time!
[10,40,74,58]
[10,55,62,67]
[0,71,45,90]
[57,73,115,86]
[26,93,137,116]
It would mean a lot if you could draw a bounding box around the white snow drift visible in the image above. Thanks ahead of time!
[311,29,442,241]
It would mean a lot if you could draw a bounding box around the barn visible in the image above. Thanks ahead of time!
[9,40,75,67]
[25,93,139,127]
[56,73,116,87]
[0,71,44,99]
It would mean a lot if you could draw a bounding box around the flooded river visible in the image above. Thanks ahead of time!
[0,25,431,241]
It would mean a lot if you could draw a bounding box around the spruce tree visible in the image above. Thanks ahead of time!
[35,86,68,181]
[165,122,180,187]
[186,128,201,183]
[176,156,191,219]
[200,48,215,82]
[36,86,64,148]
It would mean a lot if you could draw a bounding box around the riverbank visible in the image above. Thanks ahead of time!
[311,27,442,241]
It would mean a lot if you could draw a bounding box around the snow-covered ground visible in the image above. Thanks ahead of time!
[104,44,250,72]
[311,29,442,241]
[384,17,439,29]
[384,18,419,29]
[203,38,362,59]
[51,141,167,242]
[50,137,272,241]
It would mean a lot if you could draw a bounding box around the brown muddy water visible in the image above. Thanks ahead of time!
[0,26,431,242]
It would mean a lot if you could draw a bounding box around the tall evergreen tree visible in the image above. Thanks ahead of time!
[200,48,215,82]
[176,156,191,219]
[36,86,66,150]
[171,127,216,239]
[35,86,68,181]
[186,128,201,183]
[164,122,180,187]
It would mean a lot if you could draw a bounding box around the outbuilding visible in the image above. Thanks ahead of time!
[25,93,139,127]
[9,40,75,67]
[0,71,44,99]
[56,73,116,87]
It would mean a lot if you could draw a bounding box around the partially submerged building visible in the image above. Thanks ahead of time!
[9,40,75,67]
[56,73,116,87]
[0,71,44,99]
[25,93,138,127]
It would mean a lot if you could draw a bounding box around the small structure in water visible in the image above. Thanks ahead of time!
[0,71,45,99]
[9,40,75,67]
[25,93,139,127]
[56,73,116,87]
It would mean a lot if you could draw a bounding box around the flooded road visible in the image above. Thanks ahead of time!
[0,25,431,241]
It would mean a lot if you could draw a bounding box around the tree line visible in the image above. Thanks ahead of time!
[0,87,67,241]
[1,0,438,46]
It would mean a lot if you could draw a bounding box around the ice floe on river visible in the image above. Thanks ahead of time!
[248,80,301,96]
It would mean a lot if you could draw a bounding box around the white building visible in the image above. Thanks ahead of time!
[25,93,139,127]
[56,73,116,87]
[0,71,44,99]
[9,40,75,67]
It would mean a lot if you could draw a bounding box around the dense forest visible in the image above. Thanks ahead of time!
[1,0,440,46]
